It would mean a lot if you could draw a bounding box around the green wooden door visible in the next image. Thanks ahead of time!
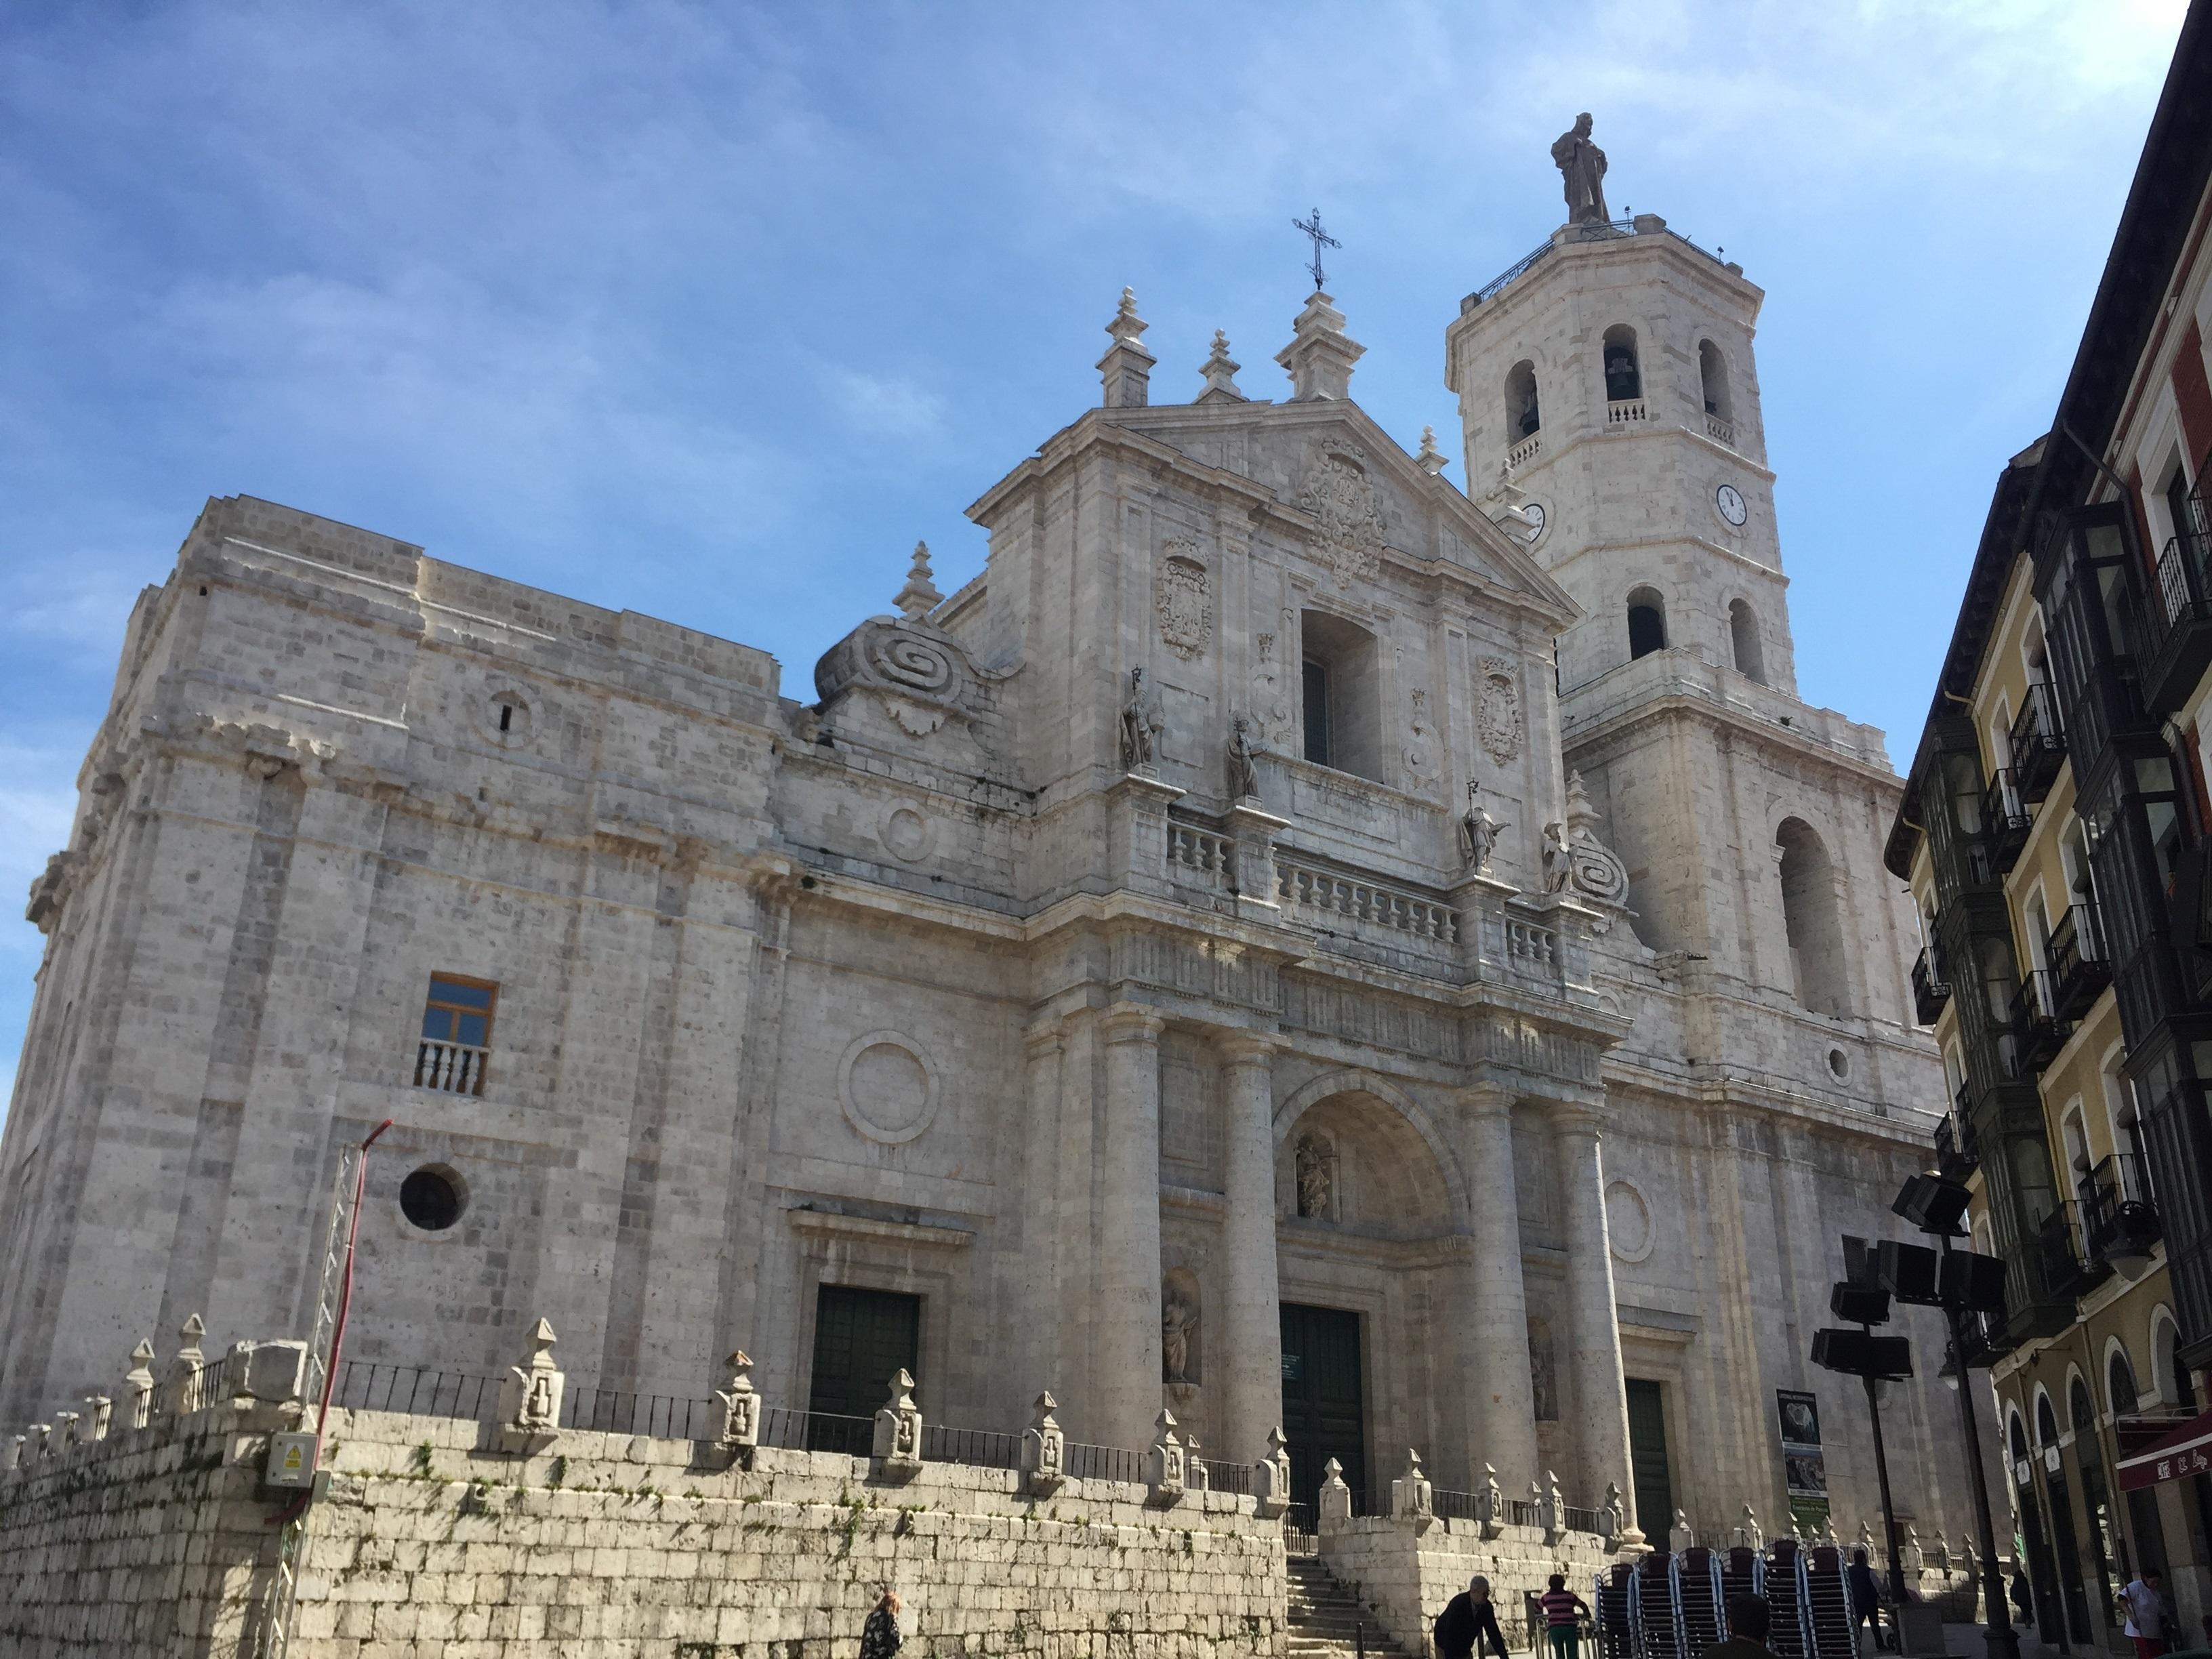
[807,1285,920,1454]
[1280,1303,1365,1512]
[1626,1377,1674,1532]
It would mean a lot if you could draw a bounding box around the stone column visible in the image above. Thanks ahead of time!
[1098,1003,1168,1452]
[1457,1085,1540,1489]
[1217,1032,1282,1465]
[1549,1099,1645,1544]
[1018,1021,1067,1411]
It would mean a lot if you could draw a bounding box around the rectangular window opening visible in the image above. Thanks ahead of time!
[416,974,497,1096]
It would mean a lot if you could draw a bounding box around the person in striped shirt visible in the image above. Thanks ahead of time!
[1539,1574,1591,1659]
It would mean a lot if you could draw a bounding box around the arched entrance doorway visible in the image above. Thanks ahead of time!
[1275,1080,1463,1511]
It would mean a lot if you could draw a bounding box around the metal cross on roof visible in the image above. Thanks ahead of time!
[1292,207,1340,293]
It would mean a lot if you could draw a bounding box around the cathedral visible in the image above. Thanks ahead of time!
[1,136,1982,1547]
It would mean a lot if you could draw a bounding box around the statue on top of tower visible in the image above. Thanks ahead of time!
[1551,112,1610,226]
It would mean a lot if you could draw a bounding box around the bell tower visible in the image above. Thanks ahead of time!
[1445,211,1793,699]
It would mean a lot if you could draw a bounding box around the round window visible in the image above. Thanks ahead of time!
[400,1166,466,1232]
[1827,1047,1851,1081]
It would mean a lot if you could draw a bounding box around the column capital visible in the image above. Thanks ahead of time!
[1544,1098,1605,1139]
[1099,1002,1168,1046]
[1024,1020,1066,1059]
[1215,1029,1279,1067]
[1454,1082,1517,1119]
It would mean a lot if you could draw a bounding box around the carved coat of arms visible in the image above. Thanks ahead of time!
[1155,542,1212,659]
[1477,657,1523,764]
[1298,443,1388,587]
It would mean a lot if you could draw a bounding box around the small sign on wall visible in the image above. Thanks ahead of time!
[266,1432,318,1488]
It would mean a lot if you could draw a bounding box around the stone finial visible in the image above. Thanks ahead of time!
[498,1317,565,1441]
[1146,1408,1186,1504]
[1735,1502,1763,1551]
[56,1411,82,1451]
[893,541,942,621]
[1899,1520,1923,1572]
[1475,1462,1504,1539]
[1197,330,1246,403]
[1275,291,1364,403]
[1254,1425,1292,1519]
[1668,1509,1694,1553]
[872,1368,924,1479]
[1099,288,1156,409]
[1599,1481,1626,1546]
[1391,1448,1435,1532]
[86,1396,112,1443]
[1185,1430,1209,1492]
[30,1424,52,1461]
[1858,1519,1875,1553]
[1317,1456,1352,1532]
[1961,1535,1978,1570]
[1540,1470,1565,1544]
[1021,1391,1066,1497]
[1822,1514,1839,1547]
[1416,426,1448,476]
[124,1339,156,1431]
[714,1350,760,1456]
[160,1314,207,1418]
[1930,1528,1950,1570]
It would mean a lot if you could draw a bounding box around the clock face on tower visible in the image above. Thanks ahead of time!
[1715,484,1748,528]
[1521,502,1546,542]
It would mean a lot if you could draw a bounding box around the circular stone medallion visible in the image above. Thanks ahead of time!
[1605,1179,1655,1264]
[879,802,935,863]
[838,1031,941,1145]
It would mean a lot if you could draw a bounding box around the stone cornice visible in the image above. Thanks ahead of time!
[785,1207,975,1250]
[1562,682,1903,789]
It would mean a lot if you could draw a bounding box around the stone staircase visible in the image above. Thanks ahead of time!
[1286,1554,1417,1659]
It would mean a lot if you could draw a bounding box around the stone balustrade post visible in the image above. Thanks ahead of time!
[86,1395,112,1442]
[1318,1457,1352,1532]
[1541,1469,1565,1544]
[123,1339,155,1431]
[1146,1409,1187,1505]
[1668,1509,1694,1553]
[1185,1431,1209,1492]
[1547,1100,1643,1547]
[1455,1084,1538,1490]
[1476,1464,1504,1540]
[1736,1504,1763,1550]
[1098,1004,1167,1453]
[714,1350,759,1458]
[1224,799,1288,922]
[1392,1448,1435,1532]
[56,1410,81,1449]
[1600,1481,1626,1547]
[30,1423,52,1461]
[159,1313,207,1419]
[1022,1392,1067,1497]
[1254,1425,1291,1519]
[872,1369,924,1481]
[499,1317,565,1444]
[1217,1031,1281,1466]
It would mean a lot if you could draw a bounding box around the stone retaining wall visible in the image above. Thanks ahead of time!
[1318,1514,1626,1658]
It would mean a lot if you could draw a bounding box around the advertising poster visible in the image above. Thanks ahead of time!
[1778,1389,1831,1530]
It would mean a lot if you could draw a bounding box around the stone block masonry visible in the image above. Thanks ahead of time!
[0,1381,1292,1658]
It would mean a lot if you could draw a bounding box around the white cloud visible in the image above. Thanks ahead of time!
[825,367,949,441]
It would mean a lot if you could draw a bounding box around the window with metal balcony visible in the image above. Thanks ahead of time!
[2009,681,2068,803]
[2037,502,2152,769]
[1912,943,1952,1024]
[2081,1152,2161,1272]
[1935,1108,1979,1183]
[2140,477,2211,716]
[2028,1200,2108,1307]
[2009,968,2071,1072]
[1983,767,2033,872]
[2045,901,2111,1020]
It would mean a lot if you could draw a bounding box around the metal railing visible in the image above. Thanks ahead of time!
[2009,682,2068,800]
[2009,968,2069,1072]
[331,1361,498,1422]
[413,1039,489,1096]
[757,1405,874,1456]
[1911,946,1951,1024]
[560,1385,715,1441]
[2046,902,2110,1019]
[920,1423,1022,1470]
[1062,1441,1146,1484]
[2081,1152,2160,1266]
[1981,768,2032,870]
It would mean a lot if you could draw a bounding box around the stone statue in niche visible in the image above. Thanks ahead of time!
[1542,820,1574,893]
[1458,781,1508,874]
[1227,715,1261,800]
[1294,1133,1334,1220]
[1544,773,1632,905]
[1528,1317,1559,1420]
[1120,668,1163,771]
[1161,1284,1198,1385]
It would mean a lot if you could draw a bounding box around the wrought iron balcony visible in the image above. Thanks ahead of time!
[2141,491,2212,716]
[2028,1201,2110,1303]
[1935,1110,1980,1183]
[2081,1153,2161,1269]
[2009,969,2071,1073]
[2009,683,2068,804]
[1912,945,1952,1025]
[1982,769,2033,872]
[2046,902,2111,1020]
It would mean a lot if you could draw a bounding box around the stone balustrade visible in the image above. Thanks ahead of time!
[1508,431,1543,468]
[1275,857,1460,945]
[1165,821,1236,888]
[1605,396,1648,426]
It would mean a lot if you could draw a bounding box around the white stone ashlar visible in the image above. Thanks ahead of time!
[1254,1425,1292,1519]
[497,1317,565,1446]
[713,1350,759,1457]
[123,1338,156,1431]
[1391,1448,1435,1532]
[1146,1408,1187,1505]
[873,1368,924,1481]
[1668,1509,1694,1553]
[1021,1391,1066,1497]
[1319,1457,1353,1532]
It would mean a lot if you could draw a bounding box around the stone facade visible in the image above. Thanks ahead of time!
[3,194,1975,1551]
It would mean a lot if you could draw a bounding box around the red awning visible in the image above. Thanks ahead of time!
[2116,1408,2212,1492]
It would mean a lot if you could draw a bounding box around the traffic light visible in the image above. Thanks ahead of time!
[1939,1248,2007,1315]
[1893,1172,1972,1236]
[1830,1281,1892,1325]
[1811,1328,1914,1380]
[1876,1239,1943,1304]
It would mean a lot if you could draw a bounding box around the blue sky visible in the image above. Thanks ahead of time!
[0,0,2190,1104]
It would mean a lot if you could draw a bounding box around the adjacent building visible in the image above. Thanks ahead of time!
[1884,5,2212,1642]
[1,138,1982,1549]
